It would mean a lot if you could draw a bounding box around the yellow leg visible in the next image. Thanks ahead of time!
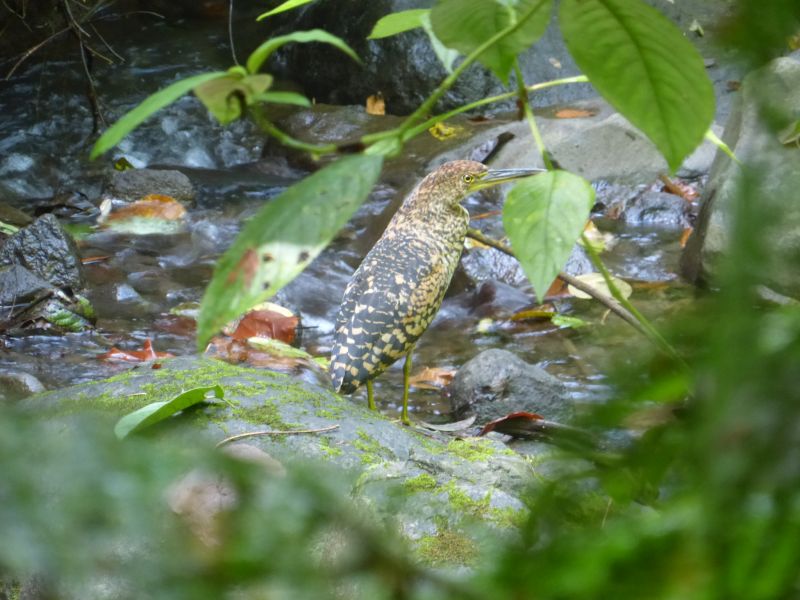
[367,379,376,411]
[401,348,413,426]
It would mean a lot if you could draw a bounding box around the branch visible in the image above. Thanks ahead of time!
[216,424,339,447]
[465,228,646,335]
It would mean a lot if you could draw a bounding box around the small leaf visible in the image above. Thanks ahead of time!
[560,0,715,171]
[567,272,632,300]
[551,314,588,328]
[431,0,552,83]
[257,0,315,20]
[114,385,224,439]
[194,73,273,124]
[503,170,595,301]
[90,71,227,159]
[230,306,299,344]
[366,93,386,115]
[368,9,429,39]
[253,91,312,107]
[247,29,361,75]
[99,339,174,362]
[479,411,545,436]
[197,155,383,349]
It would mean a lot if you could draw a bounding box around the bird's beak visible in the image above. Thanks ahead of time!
[470,168,544,191]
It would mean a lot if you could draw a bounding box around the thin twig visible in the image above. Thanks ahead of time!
[5,26,71,78]
[228,0,239,65]
[466,228,646,335]
[216,424,339,447]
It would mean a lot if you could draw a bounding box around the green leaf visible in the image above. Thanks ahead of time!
[560,0,715,171]
[420,12,460,73]
[503,170,595,301]
[194,73,273,124]
[257,0,315,21]
[247,29,361,75]
[430,0,552,83]
[197,155,383,349]
[368,9,428,39]
[90,71,227,160]
[114,385,224,439]
[252,91,312,107]
[551,314,589,328]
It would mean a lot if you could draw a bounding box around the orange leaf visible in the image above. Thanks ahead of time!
[226,248,259,286]
[679,226,694,248]
[479,412,545,436]
[658,174,699,202]
[99,338,174,362]
[366,93,385,115]
[106,195,187,222]
[231,309,299,344]
[554,107,598,119]
[408,366,456,390]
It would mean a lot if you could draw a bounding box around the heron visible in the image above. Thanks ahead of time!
[330,160,540,424]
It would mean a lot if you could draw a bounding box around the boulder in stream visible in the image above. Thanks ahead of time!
[105,168,195,203]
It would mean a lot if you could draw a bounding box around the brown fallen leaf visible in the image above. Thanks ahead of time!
[230,309,299,344]
[81,255,111,265]
[99,338,174,362]
[366,92,386,115]
[408,366,456,390]
[554,107,598,119]
[479,412,544,436]
[679,226,694,248]
[105,194,187,222]
[658,174,699,202]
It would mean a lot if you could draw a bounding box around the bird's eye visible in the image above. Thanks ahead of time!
[463,174,474,184]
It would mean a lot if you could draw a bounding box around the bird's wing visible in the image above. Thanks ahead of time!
[330,252,450,394]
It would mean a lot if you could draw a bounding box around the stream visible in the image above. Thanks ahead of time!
[0,10,697,421]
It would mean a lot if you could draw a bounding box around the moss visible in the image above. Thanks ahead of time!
[445,437,499,462]
[353,428,393,465]
[402,473,438,493]
[231,400,289,430]
[444,481,491,518]
[318,436,344,458]
[416,528,478,566]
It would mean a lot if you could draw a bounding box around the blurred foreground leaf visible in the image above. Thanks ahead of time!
[368,9,429,39]
[197,154,383,348]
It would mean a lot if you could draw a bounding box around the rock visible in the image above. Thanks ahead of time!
[0,264,51,306]
[0,214,84,291]
[265,0,736,119]
[0,369,45,401]
[622,192,689,229]
[105,169,195,203]
[449,349,571,424]
[28,357,548,548]
[682,51,800,294]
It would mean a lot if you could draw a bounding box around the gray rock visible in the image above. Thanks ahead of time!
[682,51,800,294]
[0,369,45,401]
[0,214,84,291]
[105,169,195,203]
[622,192,689,229]
[29,357,547,545]
[265,0,736,119]
[0,264,51,307]
[450,349,571,423]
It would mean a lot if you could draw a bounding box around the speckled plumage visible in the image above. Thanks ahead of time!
[330,160,489,394]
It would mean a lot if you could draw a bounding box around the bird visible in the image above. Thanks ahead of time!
[330,160,541,425]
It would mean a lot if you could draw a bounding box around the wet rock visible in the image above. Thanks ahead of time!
[105,169,195,203]
[29,357,548,548]
[0,201,33,227]
[450,349,572,424]
[459,280,533,319]
[0,368,45,401]
[0,264,52,306]
[265,0,735,118]
[682,51,800,294]
[622,192,689,229]
[0,214,84,291]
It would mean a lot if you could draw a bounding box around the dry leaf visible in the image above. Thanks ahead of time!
[567,273,633,300]
[105,194,187,222]
[510,304,557,321]
[658,174,699,202]
[554,107,598,119]
[428,121,462,140]
[366,92,386,115]
[99,338,174,362]
[679,226,694,248]
[409,366,457,390]
[580,220,615,252]
[230,309,299,344]
[479,411,545,436]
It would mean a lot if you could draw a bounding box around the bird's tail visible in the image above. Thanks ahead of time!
[329,352,360,395]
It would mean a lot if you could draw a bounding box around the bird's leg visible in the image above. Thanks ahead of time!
[367,380,376,411]
[401,348,414,425]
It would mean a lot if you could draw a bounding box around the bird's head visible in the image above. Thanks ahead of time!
[420,160,543,209]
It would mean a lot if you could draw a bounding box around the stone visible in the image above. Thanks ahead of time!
[622,192,689,229]
[0,214,84,291]
[105,169,195,203]
[0,369,45,401]
[449,348,572,424]
[682,51,800,294]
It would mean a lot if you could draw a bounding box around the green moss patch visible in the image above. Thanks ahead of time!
[417,528,478,566]
[402,473,438,493]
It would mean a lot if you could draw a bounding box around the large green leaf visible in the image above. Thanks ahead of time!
[247,29,361,75]
[503,170,595,301]
[368,9,429,39]
[197,155,383,349]
[194,73,273,125]
[560,0,715,171]
[420,12,460,74]
[90,71,227,159]
[430,0,552,83]
[257,0,315,20]
[252,91,312,107]
[114,385,224,439]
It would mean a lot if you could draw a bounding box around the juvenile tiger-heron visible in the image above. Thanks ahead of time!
[330,160,541,424]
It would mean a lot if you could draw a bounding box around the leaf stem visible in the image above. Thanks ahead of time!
[251,108,338,156]
[216,424,340,447]
[514,60,553,169]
